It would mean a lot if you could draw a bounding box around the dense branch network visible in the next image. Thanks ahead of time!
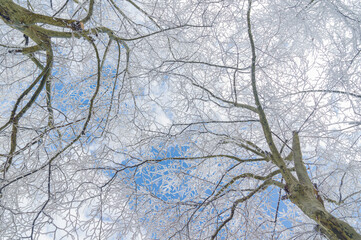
[0,0,361,239]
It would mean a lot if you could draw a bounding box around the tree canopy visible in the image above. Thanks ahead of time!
[1,0,361,239]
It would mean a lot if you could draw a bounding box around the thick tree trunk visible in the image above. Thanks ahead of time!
[288,132,361,240]
[289,183,361,240]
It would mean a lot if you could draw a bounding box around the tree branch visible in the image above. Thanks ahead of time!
[292,131,313,188]
[246,0,296,184]
[211,169,289,201]
[211,180,277,239]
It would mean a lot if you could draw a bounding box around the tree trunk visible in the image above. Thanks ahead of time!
[289,183,361,240]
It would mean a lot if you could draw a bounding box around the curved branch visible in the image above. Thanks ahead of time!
[0,0,82,30]
[211,180,277,239]
[211,169,289,201]
[191,80,258,113]
[0,38,101,192]
[145,155,267,164]
[80,0,94,23]
[164,59,250,72]
[297,89,361,99]
[3,43,53,176]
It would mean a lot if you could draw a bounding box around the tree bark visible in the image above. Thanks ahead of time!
[288,183,361,240]
[246,1,361,239]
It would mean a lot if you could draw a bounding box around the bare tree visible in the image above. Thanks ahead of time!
[1,0,361,239]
